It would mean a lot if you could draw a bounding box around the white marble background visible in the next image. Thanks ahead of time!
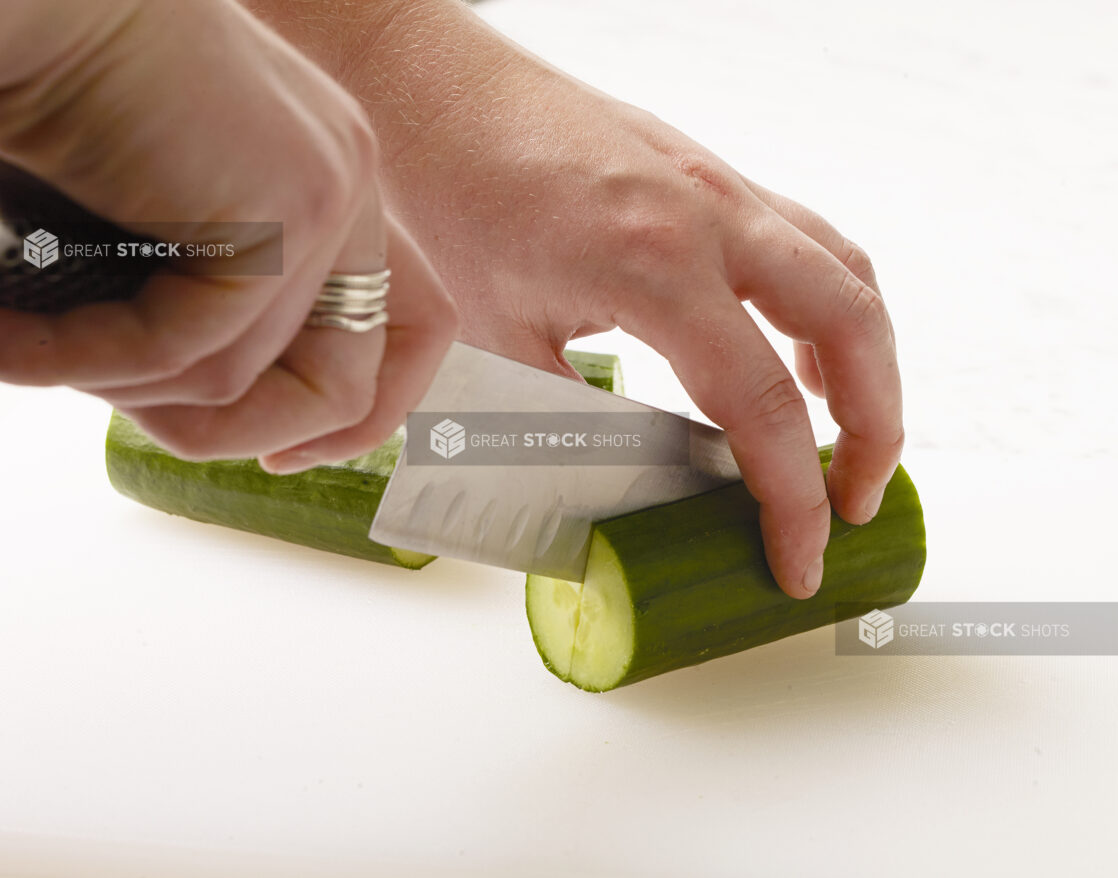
[1,1,1115,875]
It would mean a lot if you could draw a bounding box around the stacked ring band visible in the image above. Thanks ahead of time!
[305,269,390,333]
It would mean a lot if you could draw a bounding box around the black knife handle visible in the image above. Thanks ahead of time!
[0,161,160,314]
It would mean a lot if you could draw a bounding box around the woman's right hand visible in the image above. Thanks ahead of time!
[0,0,457,471]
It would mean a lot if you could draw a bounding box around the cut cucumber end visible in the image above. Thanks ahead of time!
[526,450,926,692]
[563,350,625,395]
[526,575,581,681]
[390,547,440,570]
[527,532,635,692]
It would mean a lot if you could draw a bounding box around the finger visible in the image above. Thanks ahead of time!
[738,179,884,415]
[259,216,458,472]
[794,341,825,397]
[618,282,830,600]
[737,177,881,292]
[89,199,383,408]
[0,268,283,388]
[88,254,334,407]
[118,192,388,459]
[726,206,904,525]
[739,181,869,400]
[120,321,385,460]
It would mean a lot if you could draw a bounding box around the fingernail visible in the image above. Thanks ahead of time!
[863,484,887,522]
[259,451,316,475]
[802,556,824,597]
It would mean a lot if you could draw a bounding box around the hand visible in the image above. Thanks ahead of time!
[404,95,902,600]
[0,0,457,470]
[246,0,903,598]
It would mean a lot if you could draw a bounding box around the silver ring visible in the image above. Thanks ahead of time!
[321,270,391,290]
[306,270,390,333]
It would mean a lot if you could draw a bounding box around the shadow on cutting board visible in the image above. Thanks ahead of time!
[598,625,1011,734]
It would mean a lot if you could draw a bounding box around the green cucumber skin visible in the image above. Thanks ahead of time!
[106,413,431,568]
[105,349,622,570]
[532,445,926,690]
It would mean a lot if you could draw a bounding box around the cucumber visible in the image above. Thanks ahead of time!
[106,349,623,569]
[563,349,624,395]
[106,415,435,568]
[526,446,926,691]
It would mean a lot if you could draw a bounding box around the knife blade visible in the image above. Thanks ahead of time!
[369,342,740,580]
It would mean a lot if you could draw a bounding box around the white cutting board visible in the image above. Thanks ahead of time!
[2,1,1116,875]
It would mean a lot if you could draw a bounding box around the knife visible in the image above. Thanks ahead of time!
[369,342,741,581]
[0,161,160,312]
[0,166,742,580]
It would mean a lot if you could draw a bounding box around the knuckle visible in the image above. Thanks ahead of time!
[613,213,702,281]
[136,340,198,384]
[164,436,213,461]
[301,158,354,230]
[840,238,877,287]
[322,379,377,430]
[291,114,380,233]
[837,274,889,340]
[268,137,349,233]
[748,374,808,432]
[847,421,906,458]
[623,215,688,259]
[194,362,258,406]
[131,412,217,461]
[882,423,906,456]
